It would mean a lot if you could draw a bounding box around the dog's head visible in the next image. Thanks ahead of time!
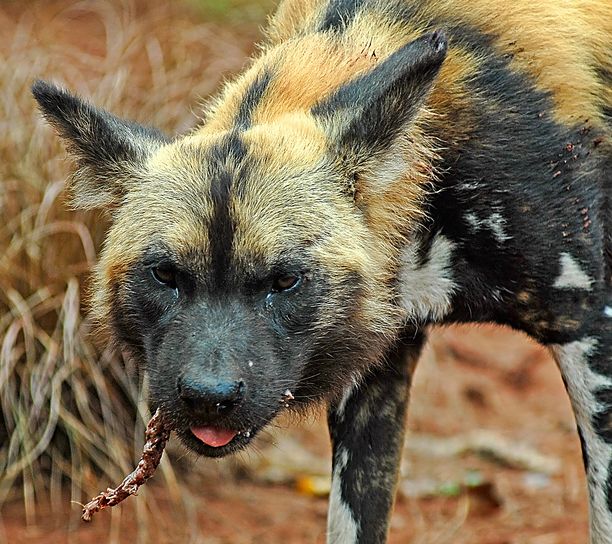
[33,31,446,456]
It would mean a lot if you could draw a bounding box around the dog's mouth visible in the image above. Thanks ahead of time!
[191,425,239,448]
[160,388,297,458]
[176,422,258,458]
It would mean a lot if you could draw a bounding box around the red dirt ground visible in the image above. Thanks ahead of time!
[2,325,588,544]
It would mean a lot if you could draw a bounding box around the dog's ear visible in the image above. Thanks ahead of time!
[312,30,447,195]
[32,80,168,209]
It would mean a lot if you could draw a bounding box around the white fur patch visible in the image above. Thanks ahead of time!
[485,212,511,243]
[464,212,482,231]
[464,211,510,243]
[399,234,457,322]
[604,306,612,318]
[458,181,481,191]
[373,141,408,190]
[553,253,593,290]
[327,448,359,544]
[550,337,612,542]
[335,380,358,420]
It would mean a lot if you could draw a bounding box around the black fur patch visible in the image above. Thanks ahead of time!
[290,270,380,404]
[408,24,610,344]
[593,388,612,444]
[607,458,612,513]
[107,245,188,360]
[328,330,425,543]
[207,133,248,290]
[319,0,368,32]
[31,80,167,168]
[577,425,590,471]
[312,31,447,158]
[108,276,149,360]
[234,70,273,130]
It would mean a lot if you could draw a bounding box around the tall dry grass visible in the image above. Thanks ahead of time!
[0,0,258,531]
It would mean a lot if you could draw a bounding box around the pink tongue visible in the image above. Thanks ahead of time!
[191,426,237,447]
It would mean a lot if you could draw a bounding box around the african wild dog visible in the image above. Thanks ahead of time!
[33,0,610,541]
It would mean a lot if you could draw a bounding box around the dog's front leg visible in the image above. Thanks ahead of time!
[550,300,612,543]
[326,330,425,544]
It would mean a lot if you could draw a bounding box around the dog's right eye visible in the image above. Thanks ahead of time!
[151,266,177,289]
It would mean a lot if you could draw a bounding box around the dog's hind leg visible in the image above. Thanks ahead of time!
[550,301,612,544]
[326,330,425,544]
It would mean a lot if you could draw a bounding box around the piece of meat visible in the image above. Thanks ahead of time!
[81,408,171,522]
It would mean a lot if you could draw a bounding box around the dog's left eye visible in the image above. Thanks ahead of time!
[151,266,177,289]
[271,273,301,293]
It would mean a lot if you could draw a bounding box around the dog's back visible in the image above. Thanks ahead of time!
[213,0,611,128]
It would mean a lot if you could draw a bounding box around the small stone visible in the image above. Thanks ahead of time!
[523,472,551,489]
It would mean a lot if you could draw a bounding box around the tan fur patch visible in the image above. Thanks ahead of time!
[264,0,611,128]
[397,0,612,127]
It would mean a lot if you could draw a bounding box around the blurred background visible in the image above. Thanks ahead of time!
[0,1,588,542]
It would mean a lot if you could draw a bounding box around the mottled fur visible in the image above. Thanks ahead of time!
[33,0,611,542]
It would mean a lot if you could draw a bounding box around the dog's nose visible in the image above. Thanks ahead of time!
[178,375,245,419]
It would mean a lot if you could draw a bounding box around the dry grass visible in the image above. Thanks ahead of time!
[0,0,257,531]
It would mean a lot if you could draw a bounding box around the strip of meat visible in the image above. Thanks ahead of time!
[81,408,171,521]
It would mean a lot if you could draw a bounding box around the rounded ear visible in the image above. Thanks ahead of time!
[312,30,447,195]
[32,80,168,210]
[313,30,447,152]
